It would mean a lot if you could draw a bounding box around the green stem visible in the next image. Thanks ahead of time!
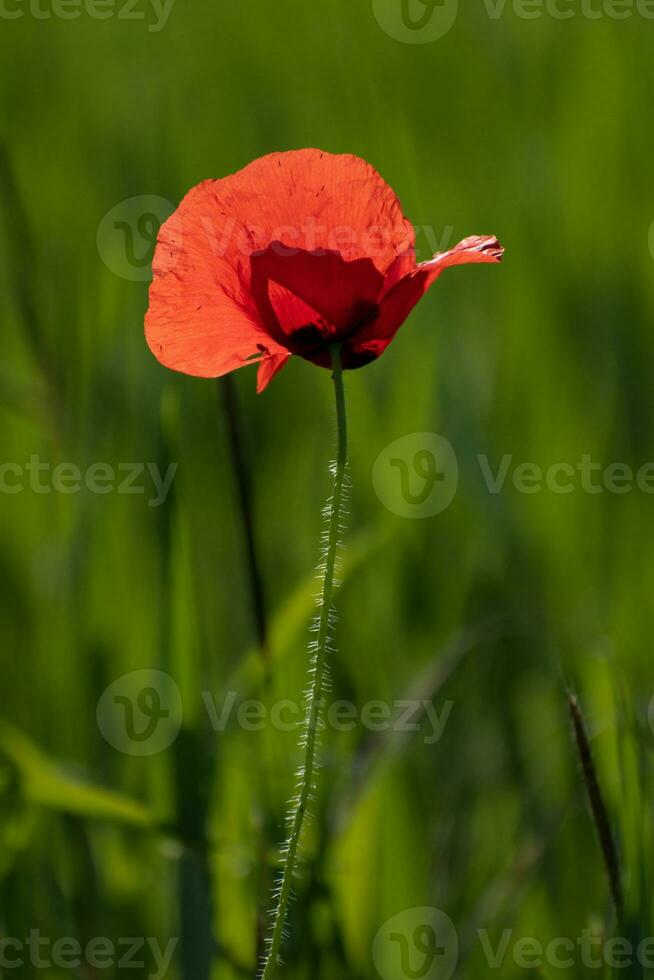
[261,344,348,979]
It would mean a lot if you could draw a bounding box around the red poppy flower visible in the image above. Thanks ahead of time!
[145,149,503,392]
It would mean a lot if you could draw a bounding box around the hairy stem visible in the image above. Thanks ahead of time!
[261,344,348,979]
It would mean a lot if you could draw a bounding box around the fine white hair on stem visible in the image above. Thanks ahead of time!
[260,347,349,980]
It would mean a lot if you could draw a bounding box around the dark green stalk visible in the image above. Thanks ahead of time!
[158,396,215,980]
[218,375,269,665]
[568,693,623,924]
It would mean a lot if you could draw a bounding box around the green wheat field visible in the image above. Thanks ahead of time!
[1,1,654,978]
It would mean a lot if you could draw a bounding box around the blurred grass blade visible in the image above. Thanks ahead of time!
[568,693,624,923]
[331,617,505,833]
[230,522,394,694]
[173,728,215,980]
[0,717,154,828]
[218,375,269,665]
[158,390,216,980]
[0,143,51,374]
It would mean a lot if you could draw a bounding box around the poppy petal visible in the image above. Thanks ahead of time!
[250,245,384,337]
[380,248,416,295]
[257,351,291,393]
[215,149,415,276]
[145,181,289,379]
[350,235,504,358]
[419,235,505,279]
[264,278,327,336]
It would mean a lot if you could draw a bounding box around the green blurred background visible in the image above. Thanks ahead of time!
[1,1,654,977]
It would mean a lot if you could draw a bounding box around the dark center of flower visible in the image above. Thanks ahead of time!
[288,323,329,354]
